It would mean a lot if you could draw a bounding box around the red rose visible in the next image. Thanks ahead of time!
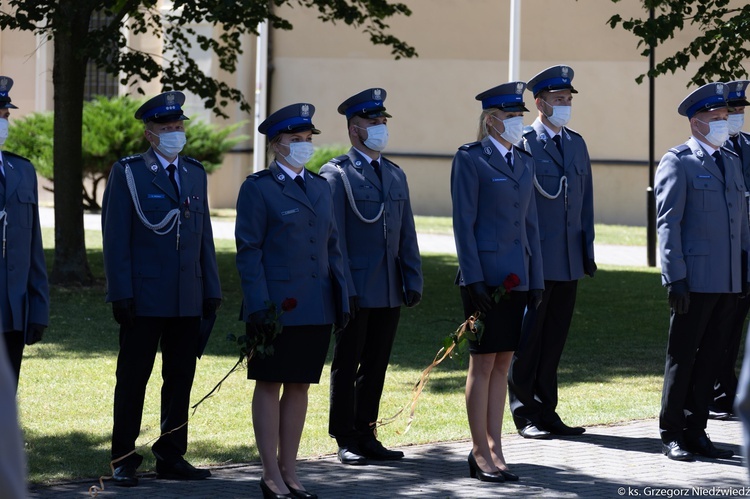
[281,297,298,312]
[503,273,521,293]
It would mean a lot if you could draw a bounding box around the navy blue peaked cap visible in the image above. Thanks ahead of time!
[678,82,729,118]
[258,103,321,140]
[475,81,529,112]
[527,65,578,97]
[0,76,18,109]
[135,91,189,123]
[338,88,392,120]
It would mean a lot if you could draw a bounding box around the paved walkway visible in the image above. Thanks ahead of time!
[47,207,658,267]
[28,417,748,498]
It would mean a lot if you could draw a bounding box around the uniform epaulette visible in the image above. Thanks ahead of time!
[1,150,30,162]
[522,125,535,135]
[118,154,143,164]
[722,145,740,157]
[459,141,481,151]
[564,127,583,138]
[329,154,350,165]
[516,147,533,158]
[382,156,401,169]
[247,169,272,180]
[182,156,205,169]
[307,169,324,179]
[669,144,690,155]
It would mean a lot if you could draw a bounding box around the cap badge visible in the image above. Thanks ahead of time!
[277,173,286,181]
[150,164,158,172]
[716,83,724,94]
[301,104,310,117]
[182,166,187,173]
[483,146,493,155]
[515,83,524,94]
[539,132,547,141]
[696,149,704,158]
[561,66,570,78]
[373,88,382,101]
[0,78,8,91]
[166,93,175,104]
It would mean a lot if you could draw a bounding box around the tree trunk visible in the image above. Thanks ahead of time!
[50,2,94,285]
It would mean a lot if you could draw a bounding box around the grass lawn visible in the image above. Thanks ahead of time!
[20,228,672,484]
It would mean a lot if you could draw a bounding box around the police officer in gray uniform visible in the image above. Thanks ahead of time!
[0,76,49,391]
[452,81,543,483]
[655,82,749,461]
[320,88,423,465]
[508,65,595,439]
[711,80,750,418]
[102,91,222,486]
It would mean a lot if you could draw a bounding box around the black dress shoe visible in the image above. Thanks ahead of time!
[708,408,732,420]
[467,452,504,483]
[156,458,211,480]
[544,420,586,436]
[518,424,551,439]
[498,468,519,481]
[337,446,367,465]
[285,482,318,499]
[260,478,293,499]
[112,464,138,487]
[359,439,404,460]
[661,440,694,461]
[684,434,734,459]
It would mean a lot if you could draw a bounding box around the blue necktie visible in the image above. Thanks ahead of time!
[166,164,179,196]
[712,151,725,176]
[294,174,306,193]
[553,134,563,158]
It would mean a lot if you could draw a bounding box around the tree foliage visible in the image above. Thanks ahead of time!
[0,1,417,118]
[6,95,248,211]
[608,0,750,86]
[0,0,416,285]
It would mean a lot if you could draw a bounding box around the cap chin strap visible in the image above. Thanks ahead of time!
[124,163,182,249]
[327,161,387,240]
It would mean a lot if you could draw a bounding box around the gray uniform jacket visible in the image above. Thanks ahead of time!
[451,137,544,291]
[102,148,221,317]
[521,119,595,281]
[319,149,423,309]
[733,131,750,194]
[0,152,48,339]
[236,162,348,326]
[655,137,750,293]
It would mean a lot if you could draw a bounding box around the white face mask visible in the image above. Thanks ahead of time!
[543,101,572,128]
[280,141,314,168]
[728,114,745,136]
[0,119,8,147]
[491,115,524,144]
[153,130,186,158]
[358,124,389,152]
[695,118,730,147]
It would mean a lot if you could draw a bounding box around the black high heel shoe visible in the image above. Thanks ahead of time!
[260,478,293,499]
[284,481,318,499]
[467,452,505,483]
[498,467,519,481]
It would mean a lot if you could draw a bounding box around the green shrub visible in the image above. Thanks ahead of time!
[306,144,349,173]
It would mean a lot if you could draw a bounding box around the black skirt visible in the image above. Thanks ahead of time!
[247,324,332,383]
[460,287,527,354]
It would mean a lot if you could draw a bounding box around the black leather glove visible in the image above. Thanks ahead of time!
[112,299,135,328]
[203,298,222,318]
[667,279,690,315]
[248,309,272,336]
[405,290,422,308]
[349,295,360,320]
[334,312,351,335]
[584,259,597,278]
[466,282,493,313]
[528,289,544,310]
[27,323,46,345]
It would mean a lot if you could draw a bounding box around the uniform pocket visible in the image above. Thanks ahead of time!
[692,177,721,212]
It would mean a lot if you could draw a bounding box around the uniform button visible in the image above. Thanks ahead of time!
[568,222,571,226]
[310,237,316,243]
[181,265,186,271]
[312,273,318,278]
[729,203,733,207]
[8,265,13,271]
[514,239,520,245]
[514,202,519,208]
[309,221,314,226]
[514,221,520,227]
[311,255,317,261]
[514,185,519,191]
[731,219,735,223]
